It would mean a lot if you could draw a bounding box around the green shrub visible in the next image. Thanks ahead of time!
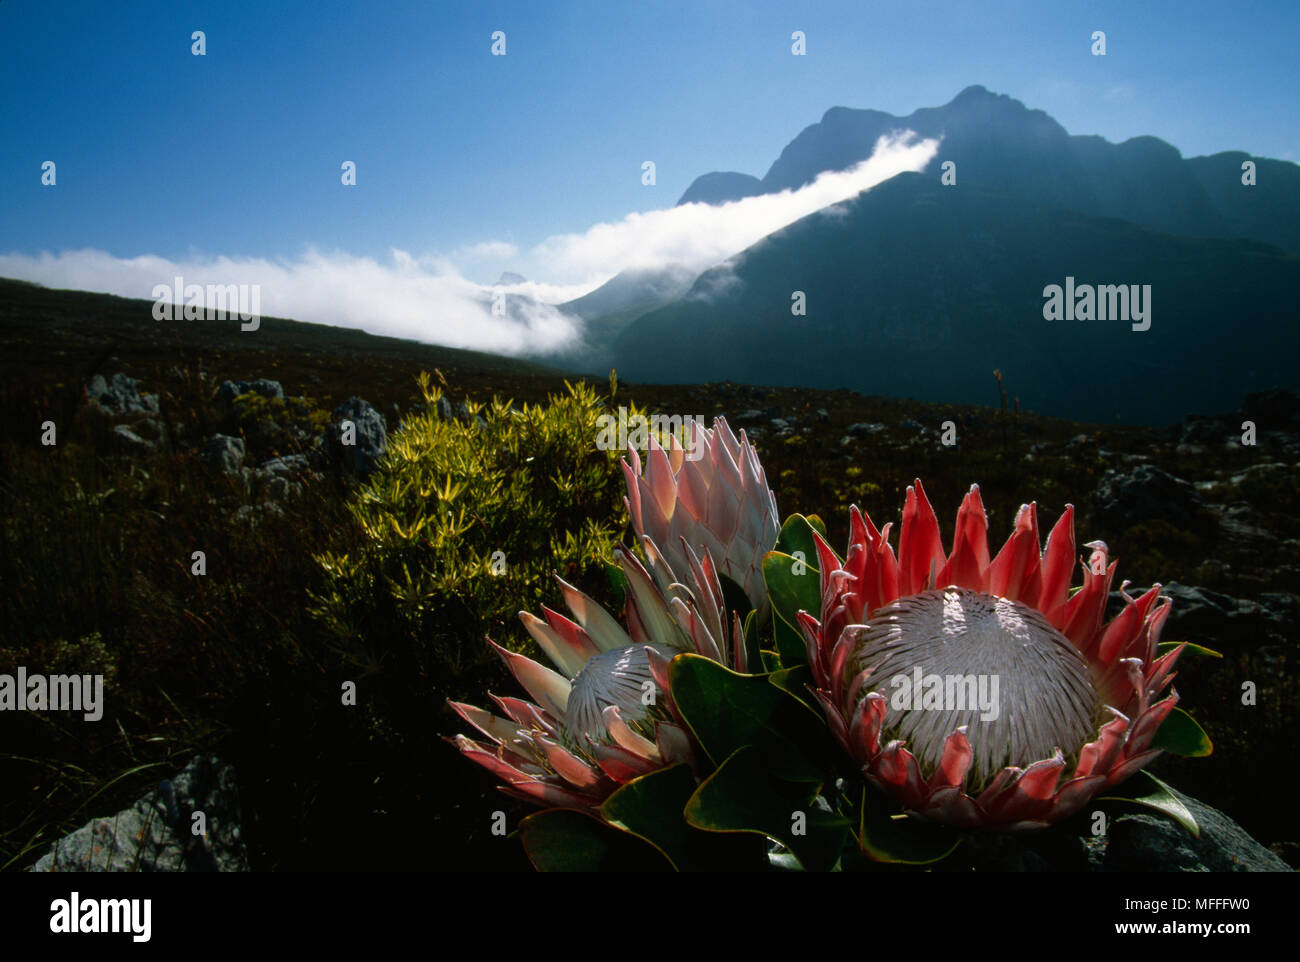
[309,373,640,706]
[228,392,330,455]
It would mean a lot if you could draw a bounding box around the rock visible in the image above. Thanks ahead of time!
[259,454,310,476]
[218,378,284,404]
[1228,461,1292,485]
[327,396,387,476]
[234,502,285,525]
[85,373,159,415]
[846,422,887,438]
[1092,465,1204,529]
[1163,582,1294,638]
[431,397,485,429]
[1211,501,1276,546]
[951,786,1290,872]
[257,455,312,499]
[1097,787,1291,872]
[111,424,155,454]
[1179,391,1300,449]
[1064,433,1099,455]
[1107,582,1298,654]
[132,419,164,444]
[1180,415,1233,446]
[203,434,245,475]
[28,755,250,872]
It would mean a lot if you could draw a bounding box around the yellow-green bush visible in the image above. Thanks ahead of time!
[309,373,643,703]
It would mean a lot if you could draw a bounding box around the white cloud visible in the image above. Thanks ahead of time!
[0,247,583,355]
[0,131,938,355]
[518,131,939,284]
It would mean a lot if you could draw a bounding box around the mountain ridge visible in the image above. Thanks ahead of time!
[616,171,1300,423]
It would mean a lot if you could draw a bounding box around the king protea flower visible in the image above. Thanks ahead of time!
[450,538,744,810]
[800,479,1186,830]
[623,416,779,615]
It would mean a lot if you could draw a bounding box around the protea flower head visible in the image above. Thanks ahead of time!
[800,479,1186,830]
[623,416,779,615]
[449,537,745,810]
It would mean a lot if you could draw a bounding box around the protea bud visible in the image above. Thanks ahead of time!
[622,416,779,615]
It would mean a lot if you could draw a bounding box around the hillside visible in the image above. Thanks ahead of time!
[613,173,1300,423]
[2,280,1297,871]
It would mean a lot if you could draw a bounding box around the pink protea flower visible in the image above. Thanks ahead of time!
[623,416,780,614]
[799,479,1186,830]
[450,538,744,810]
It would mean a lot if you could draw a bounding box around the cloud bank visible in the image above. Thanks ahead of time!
[0,132,938,355]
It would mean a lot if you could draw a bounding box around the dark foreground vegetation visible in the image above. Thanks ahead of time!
[2,279,1295,869]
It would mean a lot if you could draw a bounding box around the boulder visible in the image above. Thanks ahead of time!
[846,422,887,438]
[257,454,312,499]
[203,434,246,475]
[85,373,159,415]
[28,755,250,872]
[1092,465,1204,530]
[326,396,387,476]
[952,786,1290,872]
[218,378,284,404]
[111,424,155,454]
[1096,788,1292,872]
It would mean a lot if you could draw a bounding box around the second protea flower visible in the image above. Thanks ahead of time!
[800,480,1187,830]
[623,416,779,614]
[450,537,744,810]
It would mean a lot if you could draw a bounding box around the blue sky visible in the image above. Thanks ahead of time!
[0,0,1296,349]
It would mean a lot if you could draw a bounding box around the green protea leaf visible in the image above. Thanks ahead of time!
[1157,640,1223,659]
[1099,771,1201,838]
[601,764,767,872]
[519,808,673,871]
[762,550,820,666]
[684,745,851,872]
[1151,706,1214,757]
[668,653,831,782]
[855,787,961,865]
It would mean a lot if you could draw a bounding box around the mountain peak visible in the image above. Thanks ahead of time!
[676,170,763,207]
[952,83,995,102]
